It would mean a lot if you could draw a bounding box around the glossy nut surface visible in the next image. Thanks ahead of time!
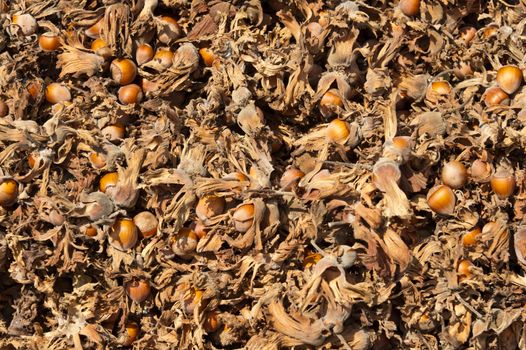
[118,84,143,105]
[490,170,515,199]
[133,211,158,238]
[136,43,154,65]
[99,172,118,192]
[125,279,151,303]
[85,18,103,39]
[28,153,37,168]
[430,81,451,95]
[110,58,137,85]
[0,179,18,207]
[484,86,509,106]
[320,90,343,108]
[199,48,216,67]
[195,195,226,221]
[280,168,305,190]
[457,259,473,279]
[45,83,71,104]
[123,322,139,346]
[463,227,481,246]
[91,38,108,51]
[496,65,523,94]
[89,152,106,169]
[102,124,125,141]
[427,185,455,215]
[326,119,350,144]
[39,33,61,51]
[91,38,111,59]
[171,228,199,256]
[399,0,420,16]
[441,161,467,189]
[154,49,174,69]
[110,218,138,251]
[84,226,98,237]
[232,203,255,232]
[158,16,182,44]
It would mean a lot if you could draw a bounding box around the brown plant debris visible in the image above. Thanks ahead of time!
[2,0,526,349]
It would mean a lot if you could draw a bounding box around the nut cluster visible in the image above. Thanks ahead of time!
[1,1,526,349]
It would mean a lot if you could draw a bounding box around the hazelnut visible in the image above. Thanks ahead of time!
[463,227,481,247]
[133,211,158,238]
[118,84,143,105]
[136,43,154,65]
[441,161,467,189]
[110,58,137,85]
[12,14,37,36]
[199,48,217,67]
[0,179,18,207]
[38,33,61,51]
[89,152,106,169]
[91,38,111,59]
[153,49,174,69]
[123,322,139,346]
[320,89,343,109]
[110,218,138,251]
[484,86,509,107]
[399,0,420,16]
[85,17,103,39]
[280,168,305,190]
[457,259,473,279]
[158,16,182,44]
[430,81,452,95]
[195,195,226,221]
[427,185,456,215]
[232,203,255,232]
[84,226,98,237]
[125,279,151,303]
[102,124,126,141]
[490,169,515,199]
[326,119,350,144]
[28,153,37,168]
[45,83,71,104]
[496,65,523,94]
[192,220,208,239]
[171,228,199,257]
[99,172,118,193]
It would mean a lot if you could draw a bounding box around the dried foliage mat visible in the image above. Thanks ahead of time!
[1,0,526,349]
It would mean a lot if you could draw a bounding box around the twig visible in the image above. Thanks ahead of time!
[72,333,83,350]
[336,333,353,350]
[310,239,328,257]
[453,292,484,319]
[328,221,349,228]
[319,160,372,170]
